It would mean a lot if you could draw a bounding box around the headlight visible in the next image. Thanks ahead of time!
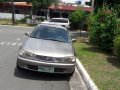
[19,50,36,59]
[54,57,76,63]
[63,56,76,63]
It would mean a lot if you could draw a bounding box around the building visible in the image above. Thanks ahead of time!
[0,2,93,20]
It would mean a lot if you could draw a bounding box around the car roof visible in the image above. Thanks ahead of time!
[51,18,69,20]
[37,23,67,30]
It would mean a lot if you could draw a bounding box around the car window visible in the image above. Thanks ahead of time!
[30,25,70,43]
[50,19,68,23]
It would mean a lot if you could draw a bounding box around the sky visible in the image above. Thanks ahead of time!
[62,0,90,4]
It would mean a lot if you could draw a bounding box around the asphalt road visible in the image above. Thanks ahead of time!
[0,25,87,90]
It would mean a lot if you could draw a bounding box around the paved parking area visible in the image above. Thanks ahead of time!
[0,25,87,90]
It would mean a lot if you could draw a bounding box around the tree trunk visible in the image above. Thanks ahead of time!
[30,6,33,19]
[47,8,50,20]
[11,0,15,25]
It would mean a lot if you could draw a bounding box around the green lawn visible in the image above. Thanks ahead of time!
[0,19,12,25]
[74,41,120,90]
[0,19,36,27]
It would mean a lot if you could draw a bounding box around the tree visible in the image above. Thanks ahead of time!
[0,0,15,25]
[85,1,91,6]
[32,0,59,9]
[31,0,59,19]
[94,0,120,8]
[88,6,120,51]
[69,10,88,30]
[86,0,120,15]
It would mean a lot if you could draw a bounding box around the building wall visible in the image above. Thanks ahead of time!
[15,6,30,15]
[0,5,30,15]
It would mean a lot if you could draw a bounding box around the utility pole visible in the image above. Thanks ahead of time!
[103,0,105,6]
[91,0,94,8]
[11,0,15,25]
[76,1,82,37]
[47,8,50,20]
[91,0,95,14]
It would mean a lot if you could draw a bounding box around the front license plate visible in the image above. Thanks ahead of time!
[38,66,54,73]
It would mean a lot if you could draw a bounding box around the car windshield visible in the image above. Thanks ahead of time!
[30,25,70,43]
[50,19,68,23]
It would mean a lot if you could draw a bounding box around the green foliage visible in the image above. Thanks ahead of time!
[114,5,120,17]
[0,0,59,10]
[16,16,30,24]
[114,36,120,59]
[31,0,59,9]
[93,0,120,14]
[85,1,91,6]
[88,6,120,51]
[19,18,26,23]
[35,17,45,22]
[94,0,120,8]
[69,10,88,30]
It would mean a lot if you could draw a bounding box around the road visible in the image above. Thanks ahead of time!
[0,25,87,90]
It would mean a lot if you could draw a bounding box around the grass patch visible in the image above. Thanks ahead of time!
[16,23,36,27]
[0,19,36,27]
[74,40,120,90]
[0,19,12,25]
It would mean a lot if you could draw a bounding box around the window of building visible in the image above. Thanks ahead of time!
[15,9,20,14]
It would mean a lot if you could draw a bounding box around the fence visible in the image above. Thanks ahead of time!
[0,13,26,20]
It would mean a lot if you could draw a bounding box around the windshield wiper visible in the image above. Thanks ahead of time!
[31,36,40,39]
[44,38,64,42]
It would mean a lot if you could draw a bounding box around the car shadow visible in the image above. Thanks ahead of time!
[14,67,70,81]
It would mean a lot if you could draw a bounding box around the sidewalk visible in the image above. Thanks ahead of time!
[69,30,88,38]
[69,68,88,90]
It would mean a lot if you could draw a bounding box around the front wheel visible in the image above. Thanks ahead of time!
[16,61,23,70]
[67,69,75,77]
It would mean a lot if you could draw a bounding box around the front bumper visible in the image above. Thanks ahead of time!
[17,56,75,74]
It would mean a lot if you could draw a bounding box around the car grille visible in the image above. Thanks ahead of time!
[54,68,65,72]
[36,55,63,63]
[27,65,38,70]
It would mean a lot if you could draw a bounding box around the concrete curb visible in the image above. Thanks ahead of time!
[76,58,98,90]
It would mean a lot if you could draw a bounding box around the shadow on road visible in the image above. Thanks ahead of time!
[14,67,70,81]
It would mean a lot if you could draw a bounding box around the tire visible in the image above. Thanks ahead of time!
[17,61,23,70]
[67,69,75,77]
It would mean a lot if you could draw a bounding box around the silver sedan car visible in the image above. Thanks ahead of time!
[17,24,76,75]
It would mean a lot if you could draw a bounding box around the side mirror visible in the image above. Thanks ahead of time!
[72,39,76,42]
[25,32,30,36]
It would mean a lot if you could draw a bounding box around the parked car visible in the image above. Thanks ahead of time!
[41,18,70,30]
[17,24,76,75]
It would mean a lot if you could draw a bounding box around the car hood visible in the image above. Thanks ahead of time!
[23,38,74,57]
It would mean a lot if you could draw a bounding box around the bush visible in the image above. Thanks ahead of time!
[69,9,88,30]
[88,6,120,51]
[114,36,120,59]
[36,16,45,22]
[16,16,31,24]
